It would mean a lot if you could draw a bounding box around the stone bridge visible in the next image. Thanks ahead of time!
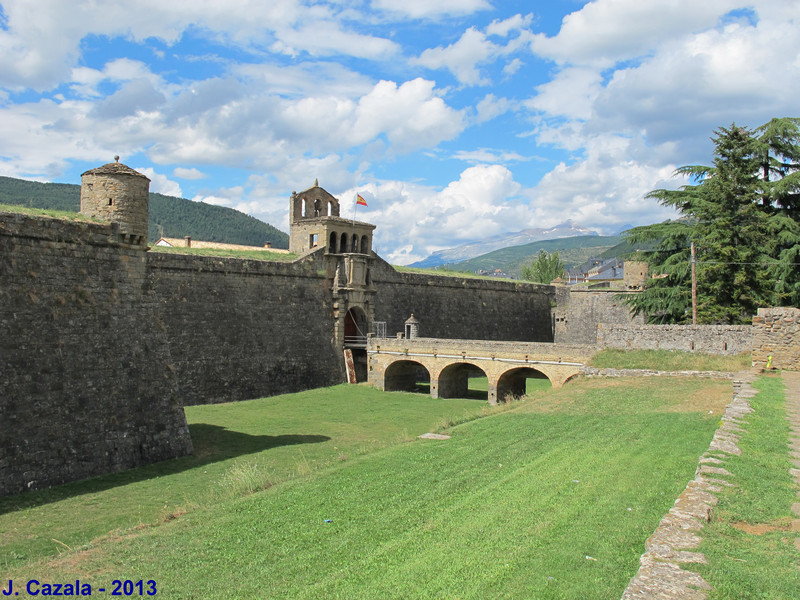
[367,337,595,404]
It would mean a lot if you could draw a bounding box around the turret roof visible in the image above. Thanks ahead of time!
[81,159,150,180]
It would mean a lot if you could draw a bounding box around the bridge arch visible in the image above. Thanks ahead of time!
[436,362,488,400]
[384,360,430,393]
[496,367,551,402]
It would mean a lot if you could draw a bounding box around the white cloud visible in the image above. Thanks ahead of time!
[136,168,183,197]
[348,165,527,264]
[452,149,529,164]
[474,94,513,124]
[530,0,735,67]
[526,67,603,121]
[503,58,523,76]
[487,14,534,38]
[413,16,534,86]
[270,23,400,59]
[0,0,395,91]
[353,79,465,152]
[372,0,491,19]
[174,167,206,179]
[414,28,496,86]
[526,134,679,233]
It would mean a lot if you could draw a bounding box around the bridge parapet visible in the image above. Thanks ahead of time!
[367,337,595,403]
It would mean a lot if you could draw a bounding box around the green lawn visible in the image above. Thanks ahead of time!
[589,348,752,372]
[0,203,95,221]
[690,374,800,597]
[0,385,488,567]
[3,377,731,599]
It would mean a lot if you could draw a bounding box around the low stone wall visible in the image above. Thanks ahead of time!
[581,367,735,380]
[751,307,800,370]
[597,323,753,355]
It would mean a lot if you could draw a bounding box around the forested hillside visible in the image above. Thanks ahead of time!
[448,235,624,277]
[0,176,289,248]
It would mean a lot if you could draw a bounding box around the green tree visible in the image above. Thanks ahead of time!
[754,118,800,305]
[626,120,800,324]
[521,250,565,284]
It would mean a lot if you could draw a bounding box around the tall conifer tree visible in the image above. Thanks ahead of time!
[625,119,800,323]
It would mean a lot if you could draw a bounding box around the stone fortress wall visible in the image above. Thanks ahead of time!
[0,166,556,496]
[0,212,193,497]
[2,160,796,497]
[370,255,555,343]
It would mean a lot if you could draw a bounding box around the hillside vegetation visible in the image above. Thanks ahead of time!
[0,175,288,248]
[448,234,624,277]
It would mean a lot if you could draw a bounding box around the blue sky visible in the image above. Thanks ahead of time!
[1,0,798,263]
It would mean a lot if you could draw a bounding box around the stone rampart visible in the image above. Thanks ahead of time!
[596,323,753,355]
[553,286,645,345]
[0,212,192,497]
[148,251,344,405]
[371,256,554,342]
[751,307,800,370]
[1,210,560,495]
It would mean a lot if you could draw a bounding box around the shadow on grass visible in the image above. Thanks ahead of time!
[0,425,330,515]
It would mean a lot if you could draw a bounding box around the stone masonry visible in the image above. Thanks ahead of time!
[751,307,800,370]
[597,323,753,355]
[0,212,192,497]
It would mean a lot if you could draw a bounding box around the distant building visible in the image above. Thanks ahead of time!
[476,268,513,279]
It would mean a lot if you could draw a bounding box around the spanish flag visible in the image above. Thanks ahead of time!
[356,194,368,207]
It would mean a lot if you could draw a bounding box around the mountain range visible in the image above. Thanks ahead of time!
[410,220,598,268]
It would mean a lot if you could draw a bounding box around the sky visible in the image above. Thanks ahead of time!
[1,1,799,264]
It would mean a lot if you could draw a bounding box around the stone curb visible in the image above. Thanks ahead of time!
[784,371,800,552]
[581,367,735,380]
[620,372,758,599]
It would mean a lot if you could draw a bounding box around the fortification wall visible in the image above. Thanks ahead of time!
[752,307,800,369]
[148,252,344,405]
[0,212,192,497]
[596,323,753,355]
[554,287,644,345]
[370,257,555,342]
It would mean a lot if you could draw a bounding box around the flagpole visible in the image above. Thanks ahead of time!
[351,195,359,253]
[351,194,366,253]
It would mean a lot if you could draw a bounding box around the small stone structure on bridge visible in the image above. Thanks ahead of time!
[367,337,594,404]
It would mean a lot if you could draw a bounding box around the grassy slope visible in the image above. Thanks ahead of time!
[589,349,752,372]
[0,386,488,567]
[149,245,298,262]
[4,377,730,599]
[448,235,623,276]
[691,374,800,597]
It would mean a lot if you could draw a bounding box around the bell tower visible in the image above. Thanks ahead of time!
[289,181,377,380]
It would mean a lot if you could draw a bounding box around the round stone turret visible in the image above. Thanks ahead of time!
[80,158,150,246]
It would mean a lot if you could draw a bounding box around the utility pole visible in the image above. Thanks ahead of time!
[691,242,697,325]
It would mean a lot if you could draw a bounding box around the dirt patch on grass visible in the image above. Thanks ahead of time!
[731,518,800,535]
